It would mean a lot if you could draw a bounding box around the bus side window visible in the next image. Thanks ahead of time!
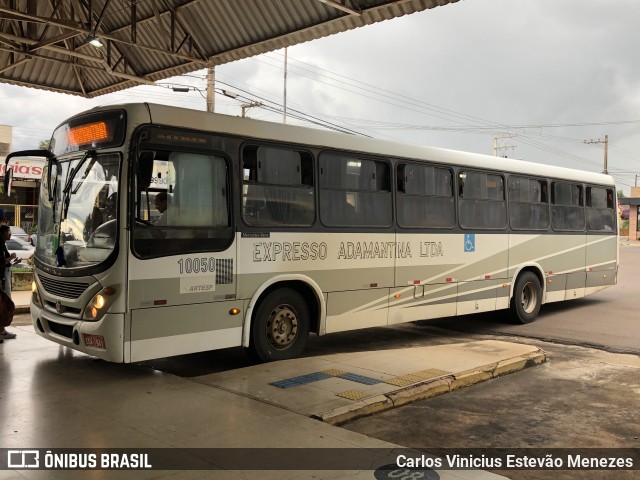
[319,153,392,227]
[552,182,585,231]
[586,186,615,232]
[458,170,506,229]
[166,151,229,228]
[508,176,549,230]
[242,145,314,227]
[132,148,232,258]
[397,163,454,228]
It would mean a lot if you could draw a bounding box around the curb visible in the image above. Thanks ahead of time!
[14,306,30,314]
[315,348,547,425]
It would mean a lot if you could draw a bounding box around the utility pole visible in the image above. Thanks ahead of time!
[206,67,215,113]
[241,101,262,118]
[283,47,288,124]
[584,134,608,174]
[493,134,517,158]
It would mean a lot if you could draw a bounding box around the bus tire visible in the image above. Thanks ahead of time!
[249,288,310,362]
[510,271,542,324]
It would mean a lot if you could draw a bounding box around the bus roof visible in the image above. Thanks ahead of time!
[87,102,615,187]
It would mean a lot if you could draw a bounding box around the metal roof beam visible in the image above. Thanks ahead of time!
[29,30,82,52]
[0,56,29,74]
[0,43,101,68]
[0,31,101,63]
[0,0,458,97]
[88,0,111,34]
[56,0,93,96]
[36,0,66,44]
[158,0,208,61]
[316,0,362,16]
[0,42,154,86]
[0,6,207,64]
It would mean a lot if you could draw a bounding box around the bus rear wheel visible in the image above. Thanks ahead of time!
[510,271,542,324]
[249,288,310,362]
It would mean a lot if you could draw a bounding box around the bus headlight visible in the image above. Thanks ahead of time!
[32,280,43,307]
[84,287,116,321]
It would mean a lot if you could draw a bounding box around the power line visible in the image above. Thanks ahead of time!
[174,62,640,175]
[214,80,370,137]
[252,52,640,173]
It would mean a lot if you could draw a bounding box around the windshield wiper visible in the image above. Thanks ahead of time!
[71,155,99,195]
[62,150,96,221]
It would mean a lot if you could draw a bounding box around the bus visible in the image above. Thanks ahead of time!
[4,103,618,363]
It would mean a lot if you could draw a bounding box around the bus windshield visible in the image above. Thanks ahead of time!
[36,153,121,269]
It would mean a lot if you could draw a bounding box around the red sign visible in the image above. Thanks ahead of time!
[0,158,44,180]
[83,333,106,349]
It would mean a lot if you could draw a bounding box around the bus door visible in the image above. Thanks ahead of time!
[127,149,239,362]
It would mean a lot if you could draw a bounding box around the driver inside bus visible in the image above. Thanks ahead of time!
[154,191,169,225]
[105,193,118,221]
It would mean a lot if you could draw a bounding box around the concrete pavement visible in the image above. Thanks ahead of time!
[0,317,548,479]
[199,340,545,425]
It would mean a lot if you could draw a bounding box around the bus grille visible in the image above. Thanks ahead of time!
[39,276,90,299]
[47,320,73,339]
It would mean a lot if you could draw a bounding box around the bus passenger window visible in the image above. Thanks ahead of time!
[397,163,454,228]
[132,144,232,258]
[508,176,550,230]
[551,182,585,231]
[586,186,615,232]
[319,154,391,227]
[458,170,506,229]
[242,145,314,227]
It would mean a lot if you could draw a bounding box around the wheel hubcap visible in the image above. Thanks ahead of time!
[266,304,299,350]
[521,282,538,314]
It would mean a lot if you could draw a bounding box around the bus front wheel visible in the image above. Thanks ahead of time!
[510,271,542,324]
[249,288,310,362]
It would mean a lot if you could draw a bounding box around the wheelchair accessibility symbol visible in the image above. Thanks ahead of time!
[464,233,475,252]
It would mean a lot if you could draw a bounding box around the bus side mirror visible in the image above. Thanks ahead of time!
[3,168,12,197]
[47,161,58,202]
[138,152,155,189]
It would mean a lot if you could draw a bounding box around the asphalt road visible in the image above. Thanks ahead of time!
[343,243,640,480]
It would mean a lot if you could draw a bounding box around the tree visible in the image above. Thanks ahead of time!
[38,139,50,150]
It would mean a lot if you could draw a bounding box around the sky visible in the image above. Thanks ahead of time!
[1,0,639,194]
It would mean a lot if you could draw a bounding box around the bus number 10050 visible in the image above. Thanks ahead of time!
[177,257,216,275]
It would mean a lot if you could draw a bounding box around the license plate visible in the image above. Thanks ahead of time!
[83,334,106,349]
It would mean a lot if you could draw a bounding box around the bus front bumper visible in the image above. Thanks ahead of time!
[31,302,126,363]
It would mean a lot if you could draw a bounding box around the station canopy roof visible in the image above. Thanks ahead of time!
[0,0,458,98]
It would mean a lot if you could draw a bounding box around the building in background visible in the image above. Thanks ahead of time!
[0,124,42,232]
[0,124,9,157]
[620,187,640,241]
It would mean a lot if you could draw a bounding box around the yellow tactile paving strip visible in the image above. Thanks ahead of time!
[320,369,349,377]
[336,390,369,400]
[385,368,451,386]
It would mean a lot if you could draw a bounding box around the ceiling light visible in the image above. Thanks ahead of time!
[87,35,103,48]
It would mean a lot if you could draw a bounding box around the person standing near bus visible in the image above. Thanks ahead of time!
[0,224,17,340]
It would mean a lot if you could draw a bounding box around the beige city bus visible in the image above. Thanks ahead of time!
[4,103,618,363]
